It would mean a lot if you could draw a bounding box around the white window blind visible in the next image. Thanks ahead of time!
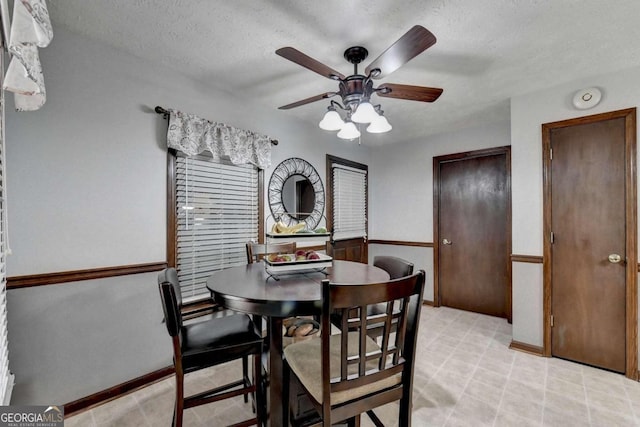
[176,154,259,300]
[332,164,367,241]
[0,52,14,404]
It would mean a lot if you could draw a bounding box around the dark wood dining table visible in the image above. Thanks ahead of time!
[206,260,390,426]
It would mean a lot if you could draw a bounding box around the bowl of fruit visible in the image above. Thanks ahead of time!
[265,249,332,272]
[295,249,321,261]
[266,253,294,263]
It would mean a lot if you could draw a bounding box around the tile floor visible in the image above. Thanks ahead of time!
[65,306,640,426]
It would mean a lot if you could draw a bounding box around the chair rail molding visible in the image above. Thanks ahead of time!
[7,262,168,289]
[368,239,433,247]
[511,254,543,263]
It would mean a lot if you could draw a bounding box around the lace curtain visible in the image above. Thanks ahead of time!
[2,0,53,111]
[167,109,273,169]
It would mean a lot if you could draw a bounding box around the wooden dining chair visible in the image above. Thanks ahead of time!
[245,242,297,329]
[246,241,297,263]
[158,268,266,427]
[283,270,426,426]
[246,241,299,374]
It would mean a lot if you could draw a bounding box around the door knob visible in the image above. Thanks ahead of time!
[442,238,452,245]
[608,254,622,263]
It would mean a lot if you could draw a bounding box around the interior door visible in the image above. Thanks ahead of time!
[549,116,628,372]
[435,147,511,318]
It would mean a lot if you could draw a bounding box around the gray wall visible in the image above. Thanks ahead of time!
[7,273,167,405]
[5,27,370,405]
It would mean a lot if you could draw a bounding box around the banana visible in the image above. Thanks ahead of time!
[272,221,288,234]
[289,223,305,233]
[271,221,306,234]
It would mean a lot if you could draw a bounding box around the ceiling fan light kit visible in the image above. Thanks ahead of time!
[337,120,361,140]
[367,114,392,133]
[318,107,345,131]
[351,100,378,123]
[276,25,443,140]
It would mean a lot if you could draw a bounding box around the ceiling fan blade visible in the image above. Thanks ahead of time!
[278,92,337,110]
[276,47,346,80]
[365,26,437,79]
[376,83,443,102]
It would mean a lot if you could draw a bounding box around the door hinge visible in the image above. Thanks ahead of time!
[550,315,554,327]
[550,232,554,244]
[550,148,553,160]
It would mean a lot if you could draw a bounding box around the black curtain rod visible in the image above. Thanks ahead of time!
[154,106,278,146]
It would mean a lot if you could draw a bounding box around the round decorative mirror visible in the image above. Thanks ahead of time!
[268,158,325,229]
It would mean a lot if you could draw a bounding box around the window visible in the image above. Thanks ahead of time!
[169,151,263,300]
[331,161,368,241]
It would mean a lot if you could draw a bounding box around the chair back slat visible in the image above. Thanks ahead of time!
[158,267,183,337]
[358,307,367,377]
[379,302,395,368]
[321,271,425,401]
[340,326,349,380]
[330,279,419,309]
[245,241,297,263]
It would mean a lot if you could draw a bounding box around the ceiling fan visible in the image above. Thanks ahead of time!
[276,25,443,139]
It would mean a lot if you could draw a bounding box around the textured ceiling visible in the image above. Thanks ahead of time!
[48,0,640,145]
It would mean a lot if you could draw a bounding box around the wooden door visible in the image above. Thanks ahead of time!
[547,112,633,373]
[434,147,511,319]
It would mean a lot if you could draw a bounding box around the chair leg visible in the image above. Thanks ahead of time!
[399,394,412,427]
[282,360,290,427]
[254,352,267,426]
[174,371,184,427]
[243,355,249,403]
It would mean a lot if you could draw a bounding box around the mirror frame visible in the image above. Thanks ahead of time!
[268,157,325,229]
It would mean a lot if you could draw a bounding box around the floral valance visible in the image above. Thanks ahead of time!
[166,109,273,169]
[2,0,53,111]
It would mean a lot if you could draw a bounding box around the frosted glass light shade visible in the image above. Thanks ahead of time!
[366,115,392,133]
[351,101,378,123]
[319,110,344,131]
[337,121,361,140]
